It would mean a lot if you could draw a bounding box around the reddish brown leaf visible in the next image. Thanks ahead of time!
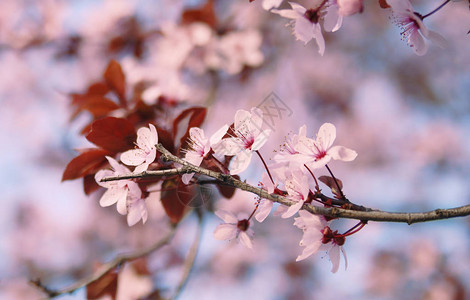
[62,148,111,181]
[87,82,110,96]
[86,268,118,300]
[378,0,390,8]
[80,96,120,118]
[181,0,217,28]
[161,179,190,224]
[84,174,101,195]
[86,117,137,153]
[104,60,126,103]
[318,176,344,198]
[217,175,239,199]
[172,107,207,150]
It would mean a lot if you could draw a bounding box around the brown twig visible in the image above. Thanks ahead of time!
[32,226,176,298]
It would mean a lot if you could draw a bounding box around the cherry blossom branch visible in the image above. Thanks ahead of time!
[32,226,176,298]
[100,144,470,225]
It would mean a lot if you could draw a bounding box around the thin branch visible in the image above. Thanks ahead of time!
[172,211,203,299]
[100,168,192,182]
[101,144,470,225]
[33,226,176,298]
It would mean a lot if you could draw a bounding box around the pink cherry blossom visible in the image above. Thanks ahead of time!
[279,170,310,218]
[182,125,229,184]
[272,125,307,170]
[95,156,148,226]
[121,124,158,173]
[294,210,328,261]
[272,2,325,55]
[213,210,254,249]
[389,0,446,56]
[213,108,271,175]
[296,123,357,170]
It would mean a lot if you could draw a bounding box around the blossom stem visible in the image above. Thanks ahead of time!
[304,164,321,192]
[340,221,367,237]
[255,150,274,184]
[422,0,451,19]
[325,164,346,200]
[248,203,259,221]
[209,153,230,174]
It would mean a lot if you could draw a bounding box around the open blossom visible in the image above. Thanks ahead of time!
[213,108,271,175]
[272,2,326,55]
[296,123,357,170]
[213,210,254,249]
[389,0,446,56]
[182,125,228,184]
[272,125,307,170]
[294,211,347,272]
[95,156,148,226]
[121,124,158,173]
[278,170,310,218]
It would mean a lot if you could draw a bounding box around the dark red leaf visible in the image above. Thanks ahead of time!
[378,0,390,8]
[217,175,239,199]
[172,107,206,150]
[80,96,120,118]
[161,179,191,224]
[181,0,217,28]
[87,82,110,96]
[86,117,137,153]
[86,267,118,300]
[104,60,126,103]
[62,148,111,181]
[318,176,343,198]
[84,174,101,195]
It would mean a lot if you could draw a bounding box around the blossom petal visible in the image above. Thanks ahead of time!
[296,240,322,261]
[410,27,427,56]
[239,231,253,249]
[341,246,348,271]
[214,224,237,240]
[329,245,341,273]
[213,138,243,156]
[100,187,127,207]
[328,146,357,162]
[282,201,303,218]
[255,200,273,222]
[426,30,447,49]
[209,124,229,146]
[317,123,336,150]
[215,210,238,223]
[294,16,315,44]
[230,150,253,175]
[137,125,158,151]
[251,129,271,151]
[121,149,147,166]
[262,0,283,10]
[127,199,148,226]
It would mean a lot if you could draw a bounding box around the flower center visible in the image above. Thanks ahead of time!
[237,219,250,231]
[304,9,320,24]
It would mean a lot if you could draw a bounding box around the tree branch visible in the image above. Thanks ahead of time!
[32,226,176,298]
[100,144,470,225]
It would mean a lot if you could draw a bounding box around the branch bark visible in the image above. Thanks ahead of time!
[100,144,470,225]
